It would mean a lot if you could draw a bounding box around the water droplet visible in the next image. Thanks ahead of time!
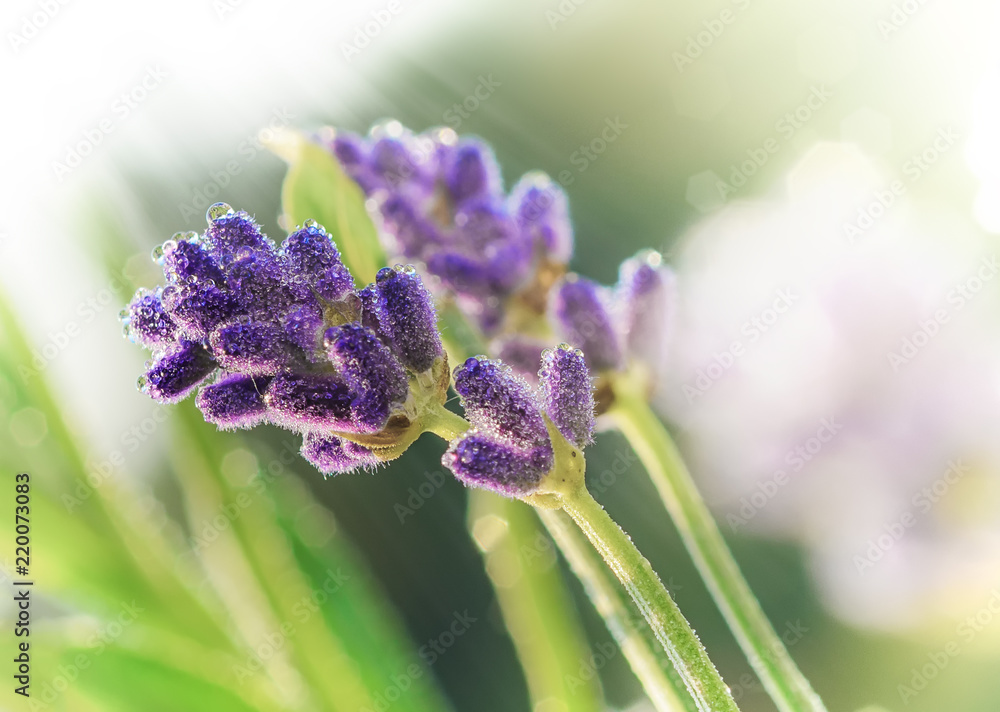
[304,218,320,230]
[121,322,131,339]
[118,307,130,321]
[376,267,394,283]
[136,374,148,392]
[207,202,234,222]
[639,249,663,267]
[558,342,573,351]
[400,264,417,275]
[150,244,165,263]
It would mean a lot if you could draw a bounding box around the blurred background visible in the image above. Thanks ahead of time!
[3,0,1000,710]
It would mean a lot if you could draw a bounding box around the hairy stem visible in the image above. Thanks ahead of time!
[609,386,826,712]
[537,508,696,712]
[559,486,740,712]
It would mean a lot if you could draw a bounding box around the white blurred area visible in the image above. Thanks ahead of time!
[663,142,1000,630]
[3,0,1000,635]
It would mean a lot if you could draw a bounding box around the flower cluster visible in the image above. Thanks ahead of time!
[443,344,594,498]
[330,122,573,332]
[333,122,676,403]
[122,204,446,475]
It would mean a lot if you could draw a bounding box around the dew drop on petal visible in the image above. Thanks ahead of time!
[207,202,234,222]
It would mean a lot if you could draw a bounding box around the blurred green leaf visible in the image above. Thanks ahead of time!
[469,491,604,712]
[272,131,386,286]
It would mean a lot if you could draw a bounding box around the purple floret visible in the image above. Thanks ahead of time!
[142,342,216,403]
[161,282,239,341]
[265,373,354,432]
[281,223,354,302]
[452,357,547,448]
[204,208,270,259]
[301,432,378,476]
[325,323,408,432]
[126,289,177,348]
[443,141,501,204]
[443,432,553,498]
[509,173,573,264]
[196,374,271,430]
[374,266,443,373]
[617,250,675,368]
[539,344,594,449]
[210,321,288,376]
[550,275,623,372]
[162,238,224,285]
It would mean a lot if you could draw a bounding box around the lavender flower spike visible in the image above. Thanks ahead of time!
[442,351,596,499]
[617,249,676,371]
[125,203,453,479]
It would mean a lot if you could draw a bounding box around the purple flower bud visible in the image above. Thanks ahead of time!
[226,252,295,316]
[550,275,622,372]
[205,207,270,258]
[281,299,325,357]
[492,335,547,384]
[452,357,547,448]
[325,323,408,432]
[125,289,177,348]
[371,135,426,190]
[443,141,501,205]
[617,250,676,367]
[509,173,573,264]
[140,342,216,403]
[265,373,354,432]
[281,224,354,302]
[539,344,594,448]
[452,203,531,290]
[210,321,289,376]
[443,432,553,498]
[380,195,444,260]
[162,238,224,285]
[374,266,443,372]
[196,374,271,429]
[161,282,239,340]
[301,432,378,476]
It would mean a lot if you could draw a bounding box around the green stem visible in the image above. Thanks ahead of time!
[423,403,471,440]
[559,486,739,712]
[609,388,826,712]
[537,508,695,712]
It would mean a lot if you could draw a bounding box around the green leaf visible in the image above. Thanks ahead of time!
[272,130,386,287]
[469,491,605,712]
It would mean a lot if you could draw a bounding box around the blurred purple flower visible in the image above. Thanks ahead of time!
[330,122,574,333]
